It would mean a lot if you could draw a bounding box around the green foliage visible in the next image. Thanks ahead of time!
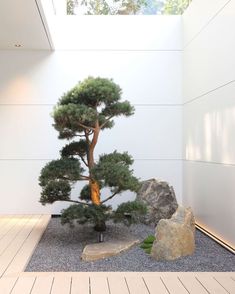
[53,104,97,133]
[117,0,147,14]
[59,77,121,107]
[113,200,147,226]
[61,204,111,228]
[98,151,134,166]
[66,0,191,15]
[39,76,146,234]
[57,129,77,140]
[140,243,152,249]
[101,101,134,118]
[140,234,155,254]
[61,140,88,158]
[39,158,84,187]
[40,180,71,205]
[92,151,140,192]
[163,0,191,14]
[53,77,134,139]
[98,115,115,130]
[68,0,147,15]
[143,235,155,244]
[67,0,78,14]
[144,247,152,254]
[80,185,91,202]
[82,0,111,14]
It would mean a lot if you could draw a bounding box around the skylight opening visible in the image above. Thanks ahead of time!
[66,0,192,15]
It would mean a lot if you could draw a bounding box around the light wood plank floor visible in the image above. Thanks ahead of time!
[0,215,51,277]
[1,272,234,294]
[0,215,234,294]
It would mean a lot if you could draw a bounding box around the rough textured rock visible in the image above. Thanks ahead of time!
[151,206,195,260]
[81,239,139,261]
[136,178,178,225]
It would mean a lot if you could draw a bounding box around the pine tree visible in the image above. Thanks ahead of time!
[39,77,146,237]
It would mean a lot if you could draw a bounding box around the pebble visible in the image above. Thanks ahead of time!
[26,218,235,272]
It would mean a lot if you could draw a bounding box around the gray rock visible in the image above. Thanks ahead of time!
[151,206,195,260]
[136,178,178,225]
[81,239,140,261]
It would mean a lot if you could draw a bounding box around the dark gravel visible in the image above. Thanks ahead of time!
[25,218,235,272]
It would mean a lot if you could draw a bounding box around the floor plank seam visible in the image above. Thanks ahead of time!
[0,215,31,257]
[0,216,19,242]
[20,216,51,273]
[49,277,55,294]
[142,277,151,294]
[106,277,111,294]
[0,216,40,277]
[69,276,72,294]
[159,277,171,294]
[213,277,230,294]
[177,276,190,294]
[0,216,41,278]
[124,277,131,294]
[9,276,19,294]
[195,276,211,294]
[89,276,91,294]
[29,277,37,294]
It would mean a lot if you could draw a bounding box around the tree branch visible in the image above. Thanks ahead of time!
[101,190,120,204]
[65,199,91,206]
[80,157,88,167]
[100,115,114,129]
[84,130,90,167]
[61,176,70,181]
[80,175,90,180]
[84,130,91,144]
[88,120,100,167]
[76,130,94,137]
[59,175,89,181]
[77,122,95,131]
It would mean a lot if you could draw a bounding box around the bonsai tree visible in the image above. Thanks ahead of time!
[39,77,146,237]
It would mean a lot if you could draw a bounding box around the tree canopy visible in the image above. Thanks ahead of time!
[163,0,191,14]
[39,77,146,234]
[66,0,192,15]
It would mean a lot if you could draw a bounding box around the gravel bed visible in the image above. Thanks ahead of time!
[26,218,235,272]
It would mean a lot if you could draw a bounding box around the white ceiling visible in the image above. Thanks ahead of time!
[0,0,53,50]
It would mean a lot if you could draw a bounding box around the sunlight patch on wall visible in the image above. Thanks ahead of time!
[185,105,235,165]
[0,77,36,104]
[204,113,212,161]
[185,136,201,160]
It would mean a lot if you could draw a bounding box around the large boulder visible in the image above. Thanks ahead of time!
[151,206,195,260]
[136,178,178,225]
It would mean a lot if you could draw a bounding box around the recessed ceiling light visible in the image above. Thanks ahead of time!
[14,44,22,48]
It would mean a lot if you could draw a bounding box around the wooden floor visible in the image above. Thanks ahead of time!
[0,215,51,277]
[0,215,234,294]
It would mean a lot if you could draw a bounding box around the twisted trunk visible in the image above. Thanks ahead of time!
[90,179,100,205]
[87,120,101,205]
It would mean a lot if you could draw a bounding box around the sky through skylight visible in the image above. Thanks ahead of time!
[66,0,192,15]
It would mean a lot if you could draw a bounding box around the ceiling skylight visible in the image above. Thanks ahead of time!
[66,0,192,15]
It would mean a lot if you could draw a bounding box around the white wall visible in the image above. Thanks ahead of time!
[183,0,235,249]
[0,16,182,214]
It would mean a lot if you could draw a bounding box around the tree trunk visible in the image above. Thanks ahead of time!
[94,220,106,232]
[90,180,100,205]
[87,120,101,205]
